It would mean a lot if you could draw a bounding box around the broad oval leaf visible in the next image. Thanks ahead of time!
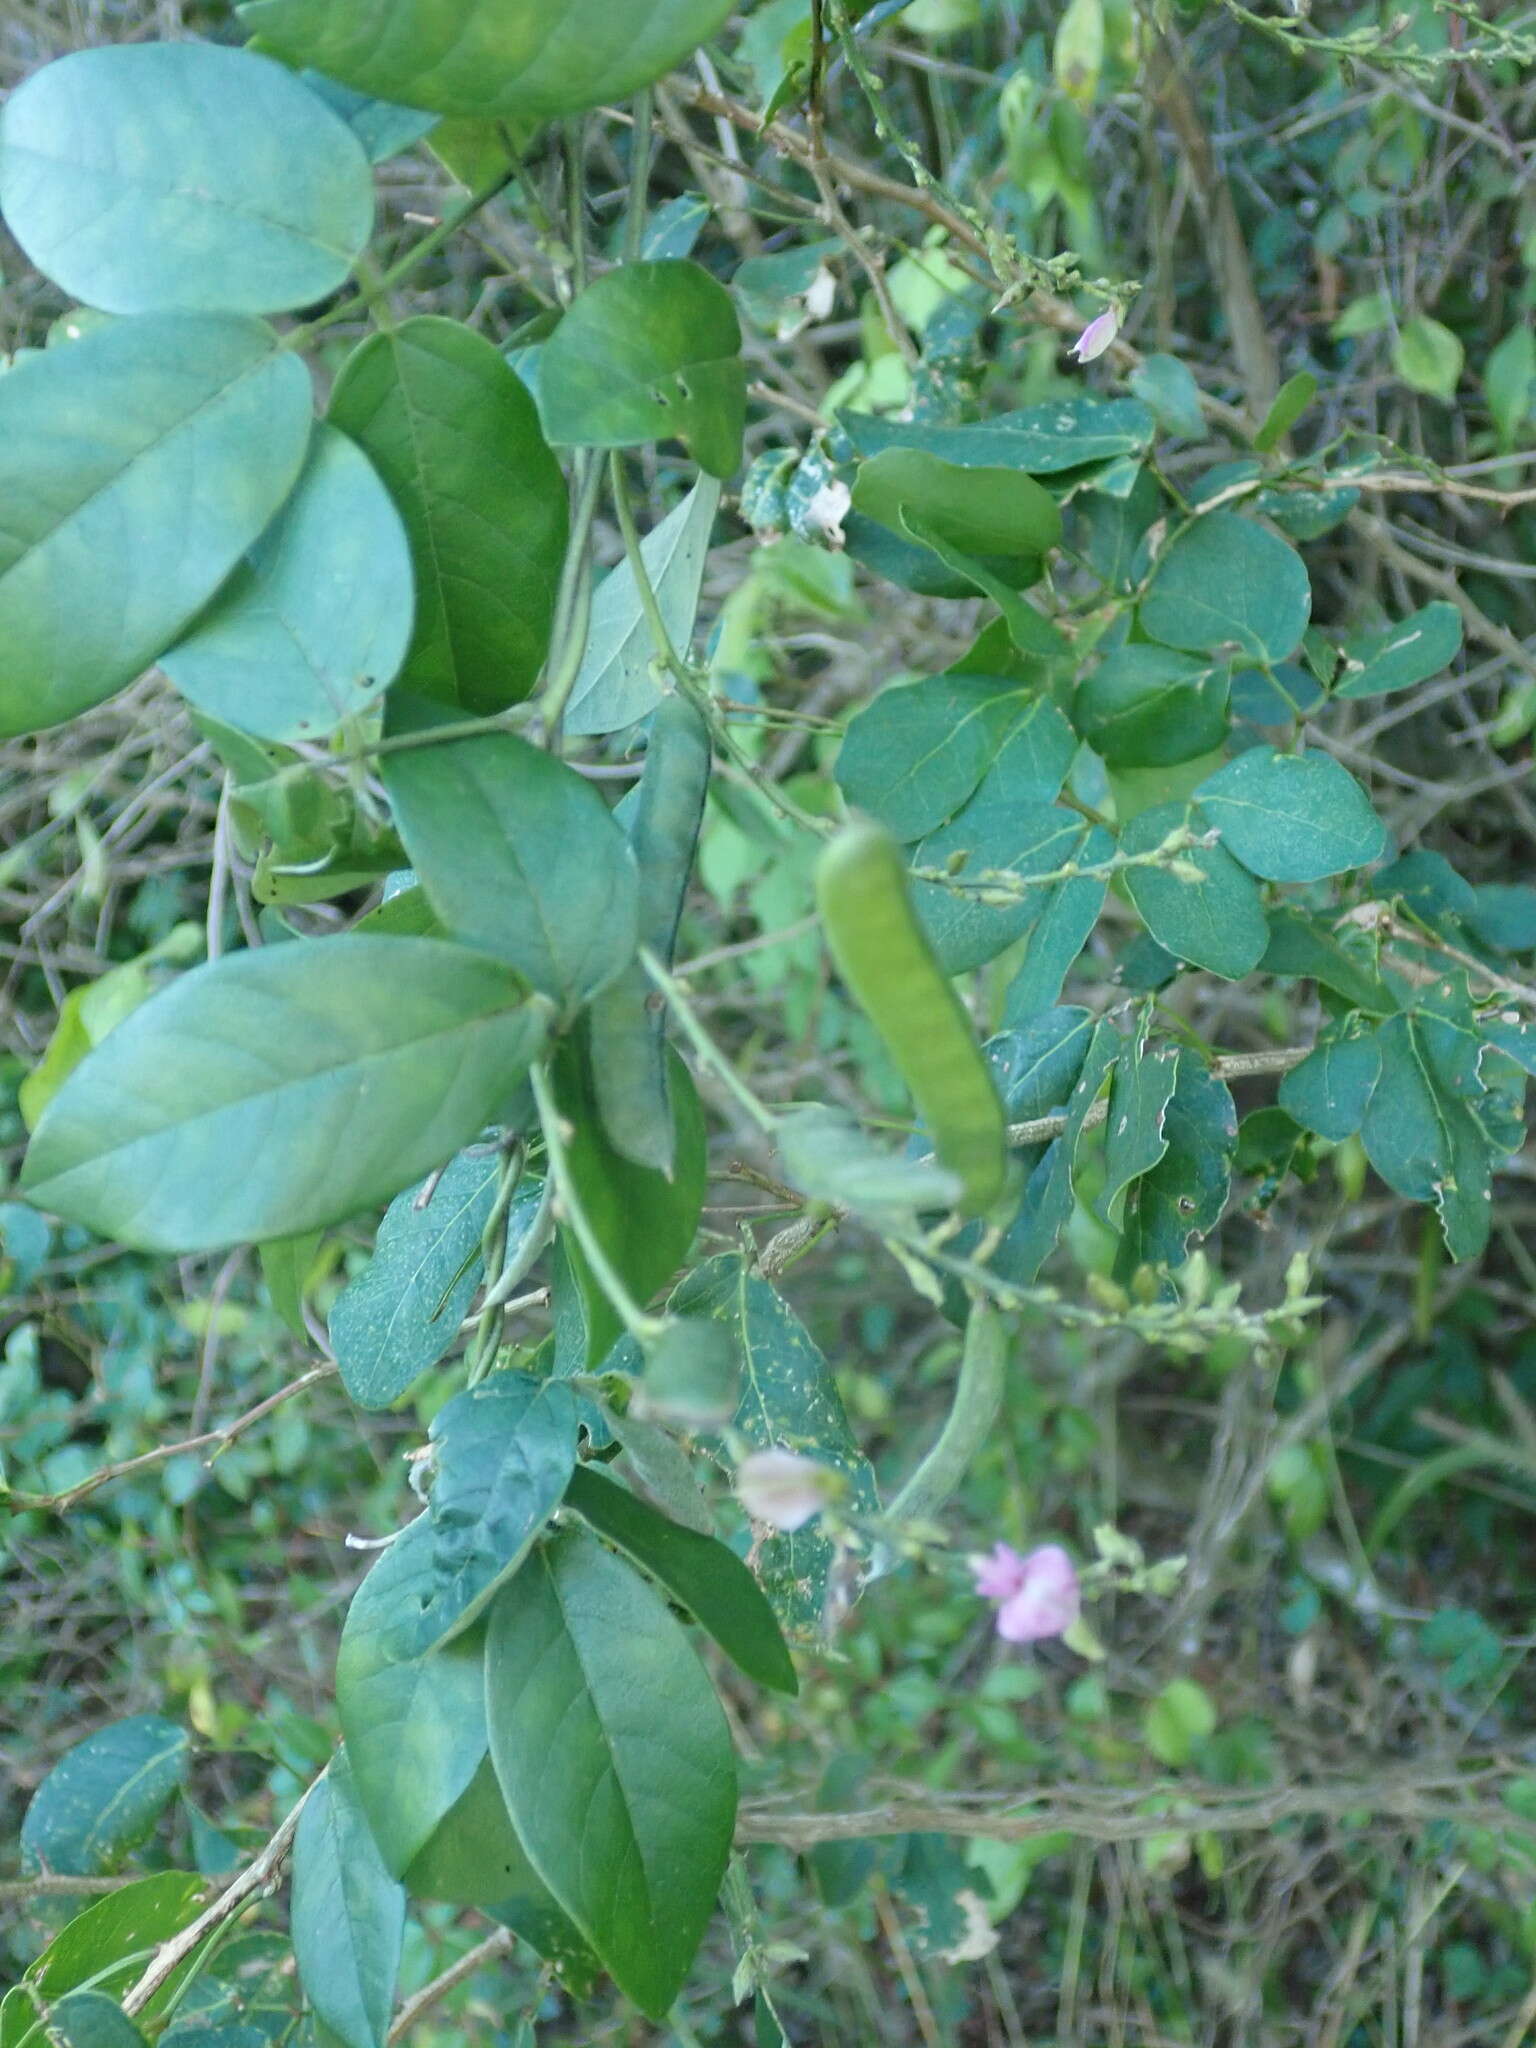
[416,1370,580,1649]
[1333,599,1462,700]
[1113,1059,1238,1282]
[1195,746,1390,882]
[538,261,746,479]
[403,1758,599,1992]
[49,1995,147,2048]
[329,317,567,714]
[839,396,1155,475]
[564,1464,798,1694]
[837,675,1076,842]
[160,424,413,743]
[330,1157,541,1410]
[1074,646,1230,768]
[383,709,640,1008]
[1279,1023,1382,1141]
[851,449,1061,561]
[241,0,736,119]
[0,314,312,738]
[295,73,439,161]
[21,1716,189,1876]
[335,1515,489,1875]
[23,1874,206,2008]
[21,937,552,1253]
[1140,511,1311,666]
[0,43,373,316]
[1121,800,1269,980]
[912,794,1089,973]
[566,478,720,736]
[291,1752,404,2048]
[486,1529,738,2021]
[670,1254,878,1634]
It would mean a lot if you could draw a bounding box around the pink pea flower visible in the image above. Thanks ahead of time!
[734,1448,840,1532]
[969,1542,1080,1643]
[1069,308,1120,365]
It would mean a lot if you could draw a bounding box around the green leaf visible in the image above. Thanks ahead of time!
[383,709,639,1008]
[295,75,438,161]
[241,0,737,118]
[565,480,721,735]
[1127,354,1205,439]
[0,314,312,738]
[291,1753,405,2048]
[1332,600,1462,700]
[1074,647,1229,768]
[898,512,1065,652]
[335,1515,490,1876]
[911,796,1089,973]
[331,1157,537,1410]
[837,675,1076,841]
[1279,1023,1382,1141]
[328,317,567,715]
[1361,982,1495,1259]
[537,261,745,479]
[0,43,372,315]
[413,1369,581,1649]
[991,1018,1116,1285]
[1144,1678,1216,1767]
[22,936,552,1253]
[258,1231,320,1337]
[551,1038,707,1368]
[839,396,1156,475]
[1099,1028,1177,1224]
[851,448,1062,561]
[564,1465,797,1694]
[1001,830,1115,1022]
[1114,1059,1237,1280]
[608,1410,715,1536]
[1252,370,1318,453]
[1195,747,1390,882]
[1486,325,1536,450]
[24,1874,206,2007]
[1140,511,1311,666]
[50,1994,147,2048]
[1260,907,1400,1013]
[1393,315,1464,401]
[22,1717,189,1876]
[1121,801,1269,979]
[671,1254,878,1634]
[777,1105,962,1224]
[402,1758,599,1992]
[1482,1015,1536,1079]
[160,424,413,743]
[984,1007,1098,1123]
[485,1529,738,2020]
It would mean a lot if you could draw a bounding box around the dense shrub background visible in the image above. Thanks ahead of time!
[4,0,1536,2041]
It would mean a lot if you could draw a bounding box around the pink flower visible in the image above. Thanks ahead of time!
[734,1448,840,1532]
[969,1542,1080,1642]
[1069,308,1120,365]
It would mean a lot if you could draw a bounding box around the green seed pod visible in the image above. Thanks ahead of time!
[815,818,1007,1217]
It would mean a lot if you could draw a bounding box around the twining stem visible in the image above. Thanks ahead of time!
[529,1060,666,1342]
[639,945,778,1136]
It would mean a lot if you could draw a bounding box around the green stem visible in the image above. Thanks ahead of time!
[530,1061,665,1342]
[638,945,778,1136]
[626,90,654,261]
[540,452,605,736]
